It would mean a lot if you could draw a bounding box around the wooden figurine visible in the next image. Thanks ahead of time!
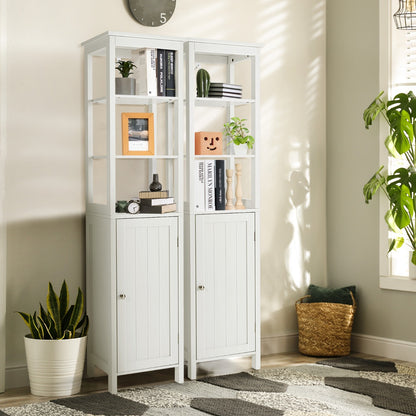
[225,169,235,210]
[235,163,245,209]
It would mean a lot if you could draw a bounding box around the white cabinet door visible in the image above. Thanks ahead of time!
[117,217,178,373]
[196,213,255,360]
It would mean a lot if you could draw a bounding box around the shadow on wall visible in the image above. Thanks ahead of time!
[5,215,85,371]
[259,0,326,339]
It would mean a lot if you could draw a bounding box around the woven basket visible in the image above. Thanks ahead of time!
[296,292,356,357]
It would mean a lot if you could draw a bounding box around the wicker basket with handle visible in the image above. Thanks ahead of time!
[296,291,356,357]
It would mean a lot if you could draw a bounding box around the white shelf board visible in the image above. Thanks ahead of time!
[115,155,178,160]
[89,95,178,105]
[194,97,254,107]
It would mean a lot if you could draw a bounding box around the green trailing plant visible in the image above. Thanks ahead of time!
[17,280,89,339]
[224,117,255,149]
[115,60,136,78]
[196,68,210,97]
[363,90,416,264]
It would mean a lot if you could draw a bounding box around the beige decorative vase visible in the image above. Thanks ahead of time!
[24,335,87,396]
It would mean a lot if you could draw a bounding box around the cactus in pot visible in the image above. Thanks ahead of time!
[196,68,210,97]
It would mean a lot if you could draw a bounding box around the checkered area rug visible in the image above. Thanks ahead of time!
[2,357,416,415]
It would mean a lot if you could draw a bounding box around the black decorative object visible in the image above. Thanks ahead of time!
[149,173,162,192]
[394,0,416,29]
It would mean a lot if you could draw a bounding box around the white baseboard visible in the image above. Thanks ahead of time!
[351,333,416,362]
[5,365,28,390]
[261,332,298,356]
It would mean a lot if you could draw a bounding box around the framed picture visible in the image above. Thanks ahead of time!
[122,112,154,156]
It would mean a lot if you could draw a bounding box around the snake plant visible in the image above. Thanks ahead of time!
[363,91,416,264]
[17,280,89,339]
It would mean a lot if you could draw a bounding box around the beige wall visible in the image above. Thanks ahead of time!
[327,0,416,342]
[3,0,326,381]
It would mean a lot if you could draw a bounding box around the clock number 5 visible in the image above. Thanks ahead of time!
[160,12,167,24]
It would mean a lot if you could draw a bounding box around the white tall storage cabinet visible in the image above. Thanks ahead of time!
[82,32,184,393]
[185,40,261,379]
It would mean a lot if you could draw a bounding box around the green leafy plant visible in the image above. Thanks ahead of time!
[17,280,89,339]
[223,117,255,149]
[363,90,416,264]
[115,60,136,78]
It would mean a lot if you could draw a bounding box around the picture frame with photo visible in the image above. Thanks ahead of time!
[122,112,154,155]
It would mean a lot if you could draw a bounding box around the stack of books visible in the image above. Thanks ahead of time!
[138,190,176,213]
[134,48,176,97]
[194,160,225,212]
[208,83,242,99]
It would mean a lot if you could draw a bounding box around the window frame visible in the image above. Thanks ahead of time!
[378,0,416,291]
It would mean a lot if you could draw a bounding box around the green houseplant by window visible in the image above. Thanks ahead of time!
[17,280,89,396]
[363,91,416,265]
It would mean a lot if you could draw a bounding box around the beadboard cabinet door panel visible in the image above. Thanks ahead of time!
[117,217,178,373]
[195,213,255,360]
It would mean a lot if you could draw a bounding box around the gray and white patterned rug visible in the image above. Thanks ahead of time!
[2,357,416,416]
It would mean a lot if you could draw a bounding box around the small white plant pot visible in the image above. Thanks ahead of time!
[24,335,87,396]
[233,143,248,156]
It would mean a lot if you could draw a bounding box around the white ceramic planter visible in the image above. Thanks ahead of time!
[24,335,87,397]
[233,143,248,156]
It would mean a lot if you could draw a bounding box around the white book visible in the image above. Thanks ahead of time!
[205,160,215,212]
[140,197,175,206]
[134,48,157,96]
[194,160,205,212]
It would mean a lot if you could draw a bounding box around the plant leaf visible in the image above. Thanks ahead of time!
[363,91,385,129]
[387,183,413,228]
[47,282,61,338]
[363,166,386,203]
[388,237,405,253]
[67,288,84,334]
[59,280,69,322]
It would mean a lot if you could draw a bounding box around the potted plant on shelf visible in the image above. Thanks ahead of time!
[363,90,416,269]
[115,59,137,95]
[223,116,255,155]
[17,280,89,396]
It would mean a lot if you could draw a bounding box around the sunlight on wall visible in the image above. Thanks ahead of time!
[259,0,326,333]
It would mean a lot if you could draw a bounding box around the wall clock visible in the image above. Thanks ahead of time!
[128,0,176,27]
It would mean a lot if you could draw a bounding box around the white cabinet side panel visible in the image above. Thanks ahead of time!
[117,217,178,373]
[196,213,255,360]
[86,215,114,373]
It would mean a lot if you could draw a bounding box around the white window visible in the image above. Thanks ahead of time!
[379,0,416,291]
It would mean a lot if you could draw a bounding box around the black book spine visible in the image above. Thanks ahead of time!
[156,49,166,96]
[215,160,225,210]
[166,50,176,97]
